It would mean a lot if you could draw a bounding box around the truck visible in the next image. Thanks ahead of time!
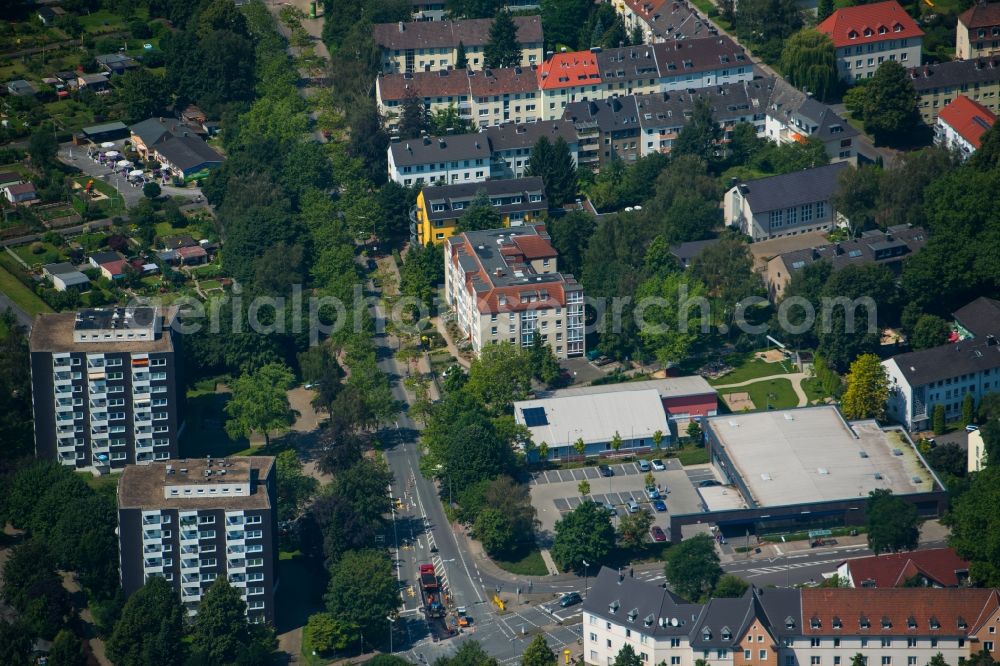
[419,564,445,619]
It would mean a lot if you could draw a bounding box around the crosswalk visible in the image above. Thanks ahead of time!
[741,557,845,577]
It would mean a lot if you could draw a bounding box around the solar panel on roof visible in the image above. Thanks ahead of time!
[521,407,548,427]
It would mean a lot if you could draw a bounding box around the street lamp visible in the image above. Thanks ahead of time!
[387,615,395,653]
[582,559,590,597]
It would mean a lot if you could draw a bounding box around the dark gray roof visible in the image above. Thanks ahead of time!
[390,133,490,167]
[652,36,748,78]
[767,79,858,143]
[737,162,849,214]
[373,16,542,50]
[754,587,802,640]
[564,96,641,134]
[596,45,660,84]
[43,262,79,276]
[953,296,1000,339]
[635,78,774,131]
[670,238,721,263]
[640,0,712,40]
[154,135,223,172]
[484,120,578,152]
[423,177,545,222]
[689,594,755,649]
[130,117,187,146]
[82,121,128,136]
[908,59,1000,93]
[775,225,927,273]
[583,567,704,637]
[89,251,123,265]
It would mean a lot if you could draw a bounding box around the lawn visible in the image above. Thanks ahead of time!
[13,241,65,266]
[709,355,794,386]
[0,263,53,317]
[801,377,835,404]
[675,445,710,466]
[719,377,799,411]
[493,546,548,576]
[45,100,95,133]
[36,204,78,221]
[179,377,248,459]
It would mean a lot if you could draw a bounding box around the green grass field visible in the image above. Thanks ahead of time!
[0,263,53,317]
[709,355,794,386]
[720,377,799,411]
[676,445,710,466]
[493,546,548,576]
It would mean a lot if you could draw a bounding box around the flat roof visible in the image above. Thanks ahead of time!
[706,406,938,508]
[118,457,274,510]
[539,376,716,400]
[30,309,174,353]
[515,389,670,447]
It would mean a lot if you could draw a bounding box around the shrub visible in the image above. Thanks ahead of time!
[30,241,45,254]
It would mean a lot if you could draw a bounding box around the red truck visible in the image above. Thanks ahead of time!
[419,564,445,619]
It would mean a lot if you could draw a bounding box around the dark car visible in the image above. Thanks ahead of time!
[699,479,721,487]
[650,526,667,542]
[599,465,614,477]
[652,499,667,512]
[559,592,582,607]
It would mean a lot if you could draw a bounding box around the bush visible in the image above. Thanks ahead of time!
[30,241,45,254]
[932,404,946,435]
[140,50,165,68]
[143,182,161,199]
[129,20,152,38]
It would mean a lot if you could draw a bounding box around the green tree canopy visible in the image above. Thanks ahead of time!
[616,507,654,549]
[522,634,557,666]
[665,534,723,602]
[613,644,643,666]
[465,342,533,412]
[780,30,839,102]
[325,550,399,647]
[526,136,578,206]
[107,575,185,666]
[551,500,615,572]
[456,191,503,232]
[48,629,88,666]
[672,98,722,167]
[712,574,750,598]
[911,314,950,350]
[866,488,919,554]
[946,465,1000,585]
[484,10,522,68]
[840,353,889,420]
[434,640,500,666]
[636,272,709,365]
[851,61,920,143]
[398,88,430,140]
[189,578,259,664]
[224,362,295,445]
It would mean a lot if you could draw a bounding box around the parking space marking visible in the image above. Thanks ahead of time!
[585,467,599,479]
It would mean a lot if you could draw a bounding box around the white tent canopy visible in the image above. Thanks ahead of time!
[100,141,115,148]
[104,150,120,158]
[116,160,132,168]
[128,169,144,177]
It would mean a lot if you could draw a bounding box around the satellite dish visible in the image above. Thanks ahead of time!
[671,618,679,627]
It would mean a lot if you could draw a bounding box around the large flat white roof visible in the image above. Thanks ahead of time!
[515,389,670,447]
[540,375,716,400]
[706,406,937,508]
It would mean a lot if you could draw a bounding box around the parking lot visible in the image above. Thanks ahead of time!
[685,467,718,485]
[530,459,683,486]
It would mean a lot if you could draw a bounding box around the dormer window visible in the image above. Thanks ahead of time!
[811,617,822,630]
[930,617,941,630]
[786,617,796,630]
[907,617,917,630]
[860,616,870,630]
[645,614,655,627]
[958,618,968,630]
[722,627,732,641]
[849,30,858,39]
[628,608,639,623]
[704,628,713,640]
[894,23,903,32]
[881,617,892,630]
[864,28,873,37]
[878,26,887,34]
[833,617,843,630]
[610,600,620,614]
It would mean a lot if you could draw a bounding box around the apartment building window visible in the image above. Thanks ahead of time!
[607,640,612,648]
[786,658,795,666]
[746,651,753,659]
[718,651,728,659]
[834,658,841,666]
[908,659,917,666]
[882,639,891,648]
[881,659,891,665]
[811,658,821,665]
[589,633,597,641]
[811,639,821,647]
[985,642,994,652]
[672,659,681,665]
[906,638,917,648]
[671,639,681,648]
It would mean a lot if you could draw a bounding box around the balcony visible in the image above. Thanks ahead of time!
[181,587,201,602]
[180,530,199,543]
[181,558,199,572]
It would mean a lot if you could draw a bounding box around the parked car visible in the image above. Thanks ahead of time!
[627,500,640,513]
[645,485,661,500]
[638,460,651,472]
[559,592,582,607]
[651,459,666,471]
[966,424,980,432]
[599,465,614,477]
[604,502,617,515]
[699,479,721,488]
[650,526,667,542]
[652,499,667,512]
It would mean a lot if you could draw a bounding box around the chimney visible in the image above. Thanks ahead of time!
[398,21,405,32]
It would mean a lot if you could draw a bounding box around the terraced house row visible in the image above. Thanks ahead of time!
[376,36,752,130]
[585,568,1000,666]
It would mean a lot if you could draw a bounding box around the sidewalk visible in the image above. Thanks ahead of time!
[432,316,471,369]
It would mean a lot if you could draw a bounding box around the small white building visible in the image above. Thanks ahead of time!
[935,95,997,159]
[43,263,90,292]
[388,133,491,187]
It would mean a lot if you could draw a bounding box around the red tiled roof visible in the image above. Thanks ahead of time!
[938,95,997,149]
[468,67,539,97]
[623,0,671,19]
[177,245,208,259]
[958,2,1000,29]
[511,232,556,259]
[101,259,128,276]
[800,588,1000,637]
[842,547,971,588]
[537,52,601,90]
[816,0,923,48]
[377,70,471,102]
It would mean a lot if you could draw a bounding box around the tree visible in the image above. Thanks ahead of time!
[430,104,473,135]
[484,10,522,69]
[143,181,161,199]
[224,362,295,445]
[29,128,58,169]
[855,61,920,143]
[538,441,549,460]
[455,191,503,232]
[48,629,87,666]
[113,69,165,123]
[435,640,500,666]
[306,613,355,654]
[840,354,889,420]
[926,443,968,480]
[616,508,654,549]
[611,431,624,454]
[851,654,867,666]
[665,534,722,601]
[578,479,591,496]
[545,209,595,277]
[866,488,919,554]
[962,392,976,426]
[946,466,1000,585]
[107,575,185,666]
[832,165,883,236]
[780,30,838,102]
[526,136,577,206]
[1,541,70,640]
[673,98,722,167]
[189,579,257,664]
[456,41,468,68]
[398,88,430,140]
[927,654,950,666]
[712,574,749,598]
[686,420,702,442]
[636,272,709,366]
[522,634,556,666]
[652,430,664,451]
[911,314,950,350]
[540,0,592,50]
[325,550,399,645]
[551,500,615,572]
[465,341,532,412]
[817,0,834,21]
[613,644,643,666]
[0,620,32,666]
[932,404,947,435]
[475,507,517,557]
[276,449,319,522]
